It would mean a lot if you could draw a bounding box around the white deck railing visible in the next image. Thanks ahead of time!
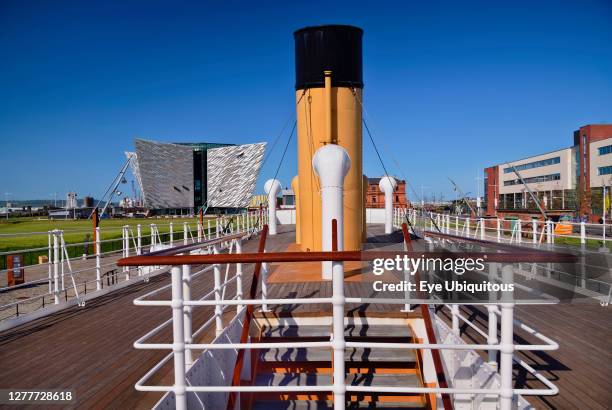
[124,220,564,410]
[0,210,266,320]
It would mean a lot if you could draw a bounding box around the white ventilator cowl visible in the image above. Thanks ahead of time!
[312,144,351,280]
[264,179,282,235]
[379,176,397,234]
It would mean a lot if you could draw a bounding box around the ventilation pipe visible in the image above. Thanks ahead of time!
[379,176,397,234]
[312,144,351,280]
[264,179,281,235]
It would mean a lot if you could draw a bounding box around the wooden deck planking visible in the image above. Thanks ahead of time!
[0,224,609,409]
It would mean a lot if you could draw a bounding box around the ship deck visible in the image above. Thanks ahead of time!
[0,225,610,409]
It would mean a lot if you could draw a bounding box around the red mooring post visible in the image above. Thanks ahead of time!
[199,208,204,238]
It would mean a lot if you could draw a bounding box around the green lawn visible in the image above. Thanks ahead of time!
[0,216,246,268]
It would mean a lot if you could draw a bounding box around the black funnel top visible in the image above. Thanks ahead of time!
[294,25,363,90]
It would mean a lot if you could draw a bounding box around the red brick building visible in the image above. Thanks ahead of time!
[365,177,409,208]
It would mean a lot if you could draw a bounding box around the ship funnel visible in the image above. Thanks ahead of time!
[312,144,351,280]
[264,179,282,235]
[294,24,365,252]
[379,176,397,234]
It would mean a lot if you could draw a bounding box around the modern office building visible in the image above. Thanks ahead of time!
[127,138,266,214]
[484,124,612,222]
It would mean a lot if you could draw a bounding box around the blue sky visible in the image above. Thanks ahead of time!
[1,0,611,203]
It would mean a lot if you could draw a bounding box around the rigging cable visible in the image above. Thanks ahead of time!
[349,85,442,234]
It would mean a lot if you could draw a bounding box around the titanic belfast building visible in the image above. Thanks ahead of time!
[127,138,266,214]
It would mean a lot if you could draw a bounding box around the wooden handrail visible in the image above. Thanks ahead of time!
[401,223,454,410]
[226,225,268,410]
[117,248,575,266]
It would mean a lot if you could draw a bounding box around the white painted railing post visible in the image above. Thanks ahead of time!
[169,222,174,247]
[532,220,538,245]
[487,262,499,369]
[451,304,460,336]
[235,239,243,313]
[207,220,211,239]
[401,236,412,313]
[547,220,553,245]
[136,224,142,255]
[212,245,223,336]
[480,217,485,240]
[499,264,515,410]
[170,266,187,410]
[47,231,52,294]
[53,230,60,304]
[261,249,270,312]
[497,219,501,243]
[95,227,101,291]
[123,226,130,280]
[465,217,470,238]
[59,231,65,291]
[580,221,586,247]
[182,261,193,370]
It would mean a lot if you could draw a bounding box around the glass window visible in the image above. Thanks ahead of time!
[503,173,561,186]
[503,156,560,174]
[598,166,612,176]
[598,145,612,155]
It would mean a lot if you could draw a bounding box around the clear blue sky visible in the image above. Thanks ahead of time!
[1,0,611,203]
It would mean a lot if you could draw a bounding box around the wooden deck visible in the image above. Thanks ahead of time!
[0,224,610,409]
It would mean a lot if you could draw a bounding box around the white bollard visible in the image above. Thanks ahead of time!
[264,179,282,235]
[169,222,174,247]
[379,176,397,234]
[312,144,351,280]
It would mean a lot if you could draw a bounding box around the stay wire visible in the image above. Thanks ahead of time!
[272,120,297,183]
[350,84,442,234]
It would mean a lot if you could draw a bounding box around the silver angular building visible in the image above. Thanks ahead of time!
[127,139,266,214]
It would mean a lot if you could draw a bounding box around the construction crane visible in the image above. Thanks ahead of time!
[448,177,478,216]
[506,163,548,220]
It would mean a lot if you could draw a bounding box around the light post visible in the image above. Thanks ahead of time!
[4,193,11,220]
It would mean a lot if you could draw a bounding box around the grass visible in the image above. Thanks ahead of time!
[0,215,247,269]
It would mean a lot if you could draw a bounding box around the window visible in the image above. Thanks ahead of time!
[503,156,560,174]
[372,196,377,202]
[503,173,561,186]
[599,166,612,176]
[598,145,612,156]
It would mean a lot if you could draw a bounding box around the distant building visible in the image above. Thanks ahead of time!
[127,139,266,215]
[365,177,409,208]
[281,188,295,208]
[484,124,612,222]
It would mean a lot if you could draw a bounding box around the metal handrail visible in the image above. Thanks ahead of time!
[123,220,567,410]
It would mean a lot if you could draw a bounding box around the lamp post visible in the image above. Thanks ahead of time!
[4,193,11,220]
